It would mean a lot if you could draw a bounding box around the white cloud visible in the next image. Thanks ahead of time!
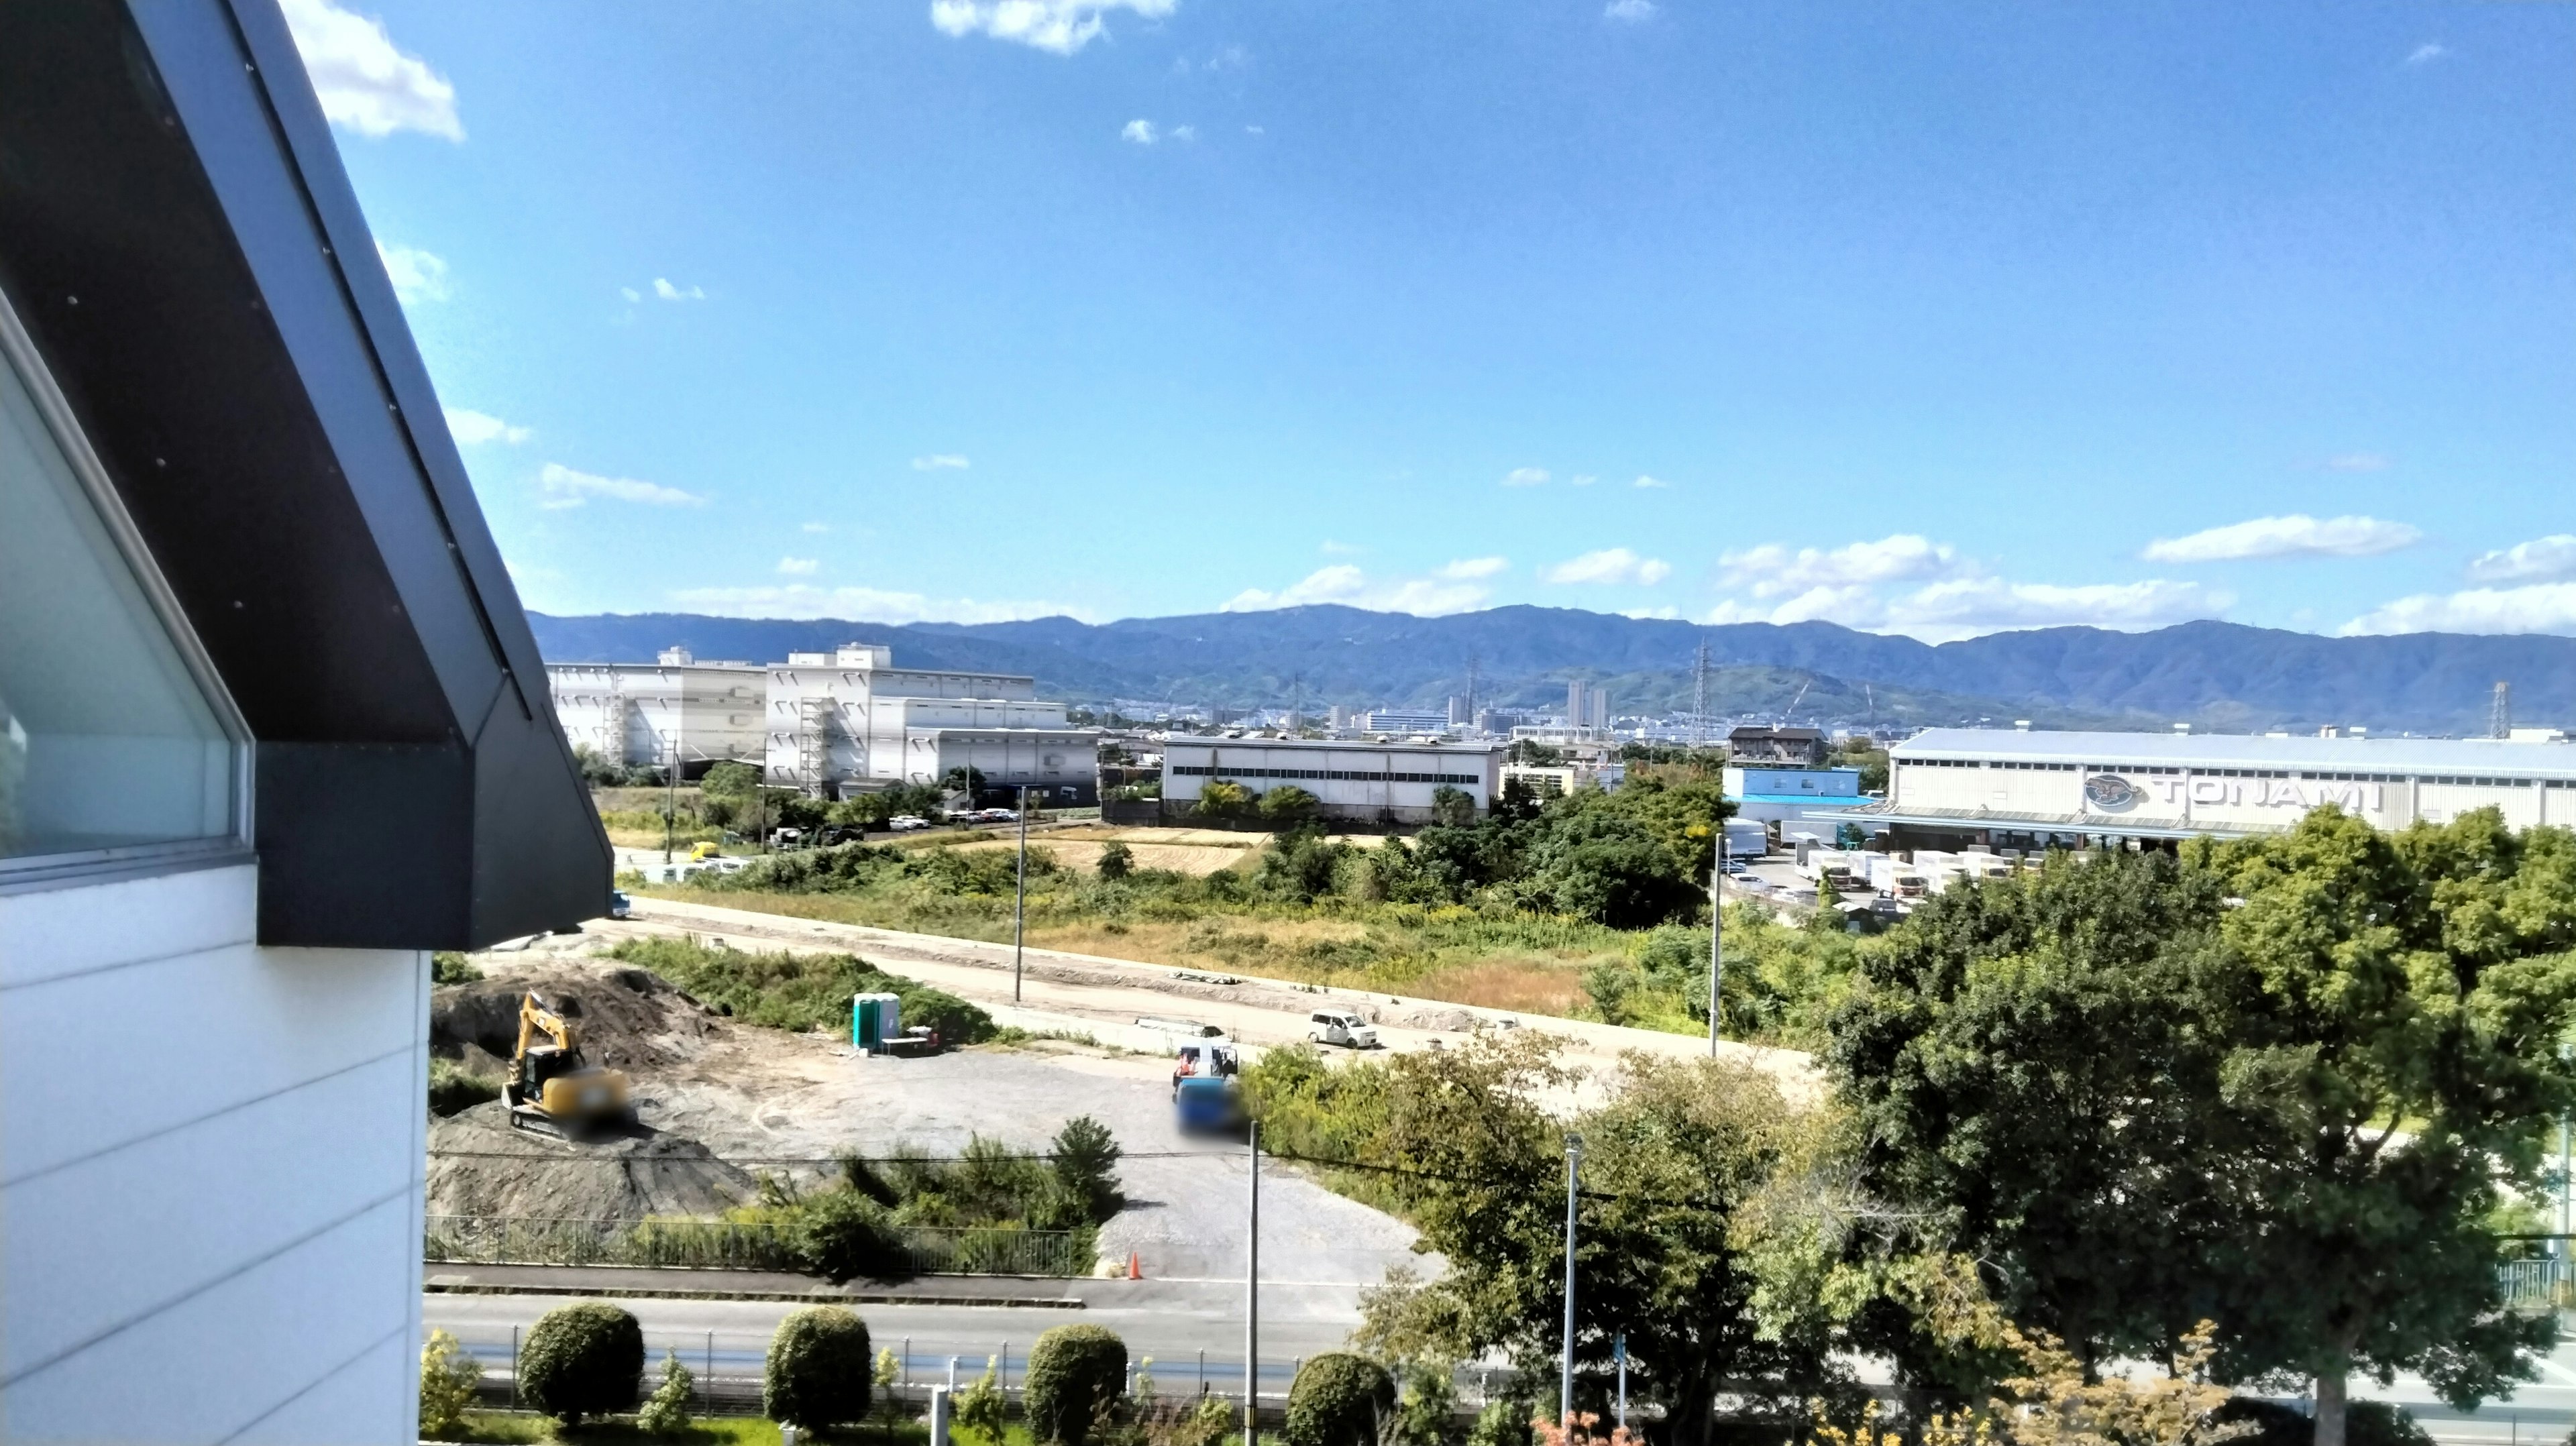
[802,522,833,534]
[777,557,820,575]
[1222,563,1493,616]
[279,0,463,141]
[2467,535,2576,585]
[1171,124,1197,142]
[1319,539,1362,556]
[1719,534,1963,599]
[1569,474,1599,488]
[1503,467,1550,488]
[2142,514,2420,563]
[674,583,1092,624]
[930,0,1177,54]
[652,278,707,301]
[2324,452,2391,472]
[1604,0,1656,19]
[376,243,447,303]
[2405,42,2451,66]
[1621,606,1682,620]
[1439,556,1509,580]
[443,407,529,446]
[1541,548,1672,586]
[1632,474,1671,489]
[911,454,972,471]
[620,286,642,303]
[2343,583,2576,636]
[537,462,706,510]
[1122,119,1159,145]
[1889,577,2226,640]
[1244,124,1265,135]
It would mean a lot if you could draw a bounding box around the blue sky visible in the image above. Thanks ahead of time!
[286,0,2575,643]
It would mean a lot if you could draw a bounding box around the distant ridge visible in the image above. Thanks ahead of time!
[526,606,2576,737]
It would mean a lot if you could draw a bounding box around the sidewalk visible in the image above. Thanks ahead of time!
[422,1262,1089,1309]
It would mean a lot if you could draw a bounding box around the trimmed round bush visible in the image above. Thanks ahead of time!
[518,1302,644,1427]
[764,1305,874,1429]
[1285,1353,1396,1446]
[1026,1323,1129,1446]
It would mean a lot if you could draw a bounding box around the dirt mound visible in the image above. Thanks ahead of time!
[427,1103,761,1219]
[432,962,724,1081]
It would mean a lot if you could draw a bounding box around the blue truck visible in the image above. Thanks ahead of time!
[1174,1074,1246,1136]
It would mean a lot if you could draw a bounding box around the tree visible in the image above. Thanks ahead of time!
[1196,779,1256,821]
[1521,808,1699,928]
[1051,1114,1126,1223]
[1825,813,2576,1446]
[1259,785,1322,826]
[1096,840,1136,881]
[519,1302,645,1427]
[419,1329,481,1440]
[1350,1036,1835,1446]
[636,1350,696,1435]
[702,760,761,799]
[1430,785,1479,828]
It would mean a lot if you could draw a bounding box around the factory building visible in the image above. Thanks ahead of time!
[545,647,765,777]
[1361,707,1451,734]
[764,643,1096,802]
[1872,727,2576,854]
[1163,737,1506,824]
[1724,765,1873,826]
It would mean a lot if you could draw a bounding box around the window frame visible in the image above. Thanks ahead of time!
[0,284,254,893]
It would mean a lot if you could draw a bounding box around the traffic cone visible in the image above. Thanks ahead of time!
[1127,1250,1142,1280]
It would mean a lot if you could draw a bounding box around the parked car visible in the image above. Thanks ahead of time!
[608,889,633,920]
[976,807,1020,824]
[1307,1009,1379,1050]
[888,815,930,832]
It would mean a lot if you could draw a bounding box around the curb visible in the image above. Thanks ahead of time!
[424,1281,1084,1309]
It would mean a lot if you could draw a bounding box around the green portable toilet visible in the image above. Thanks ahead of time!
[853,991,902,1052]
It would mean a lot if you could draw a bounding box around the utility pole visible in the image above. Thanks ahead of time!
[1561,1132,1583,1427]
[1012,785,1030,1003]
[661,732,679,864]
[1465,655,1481,732]
[1692,641,1709,748]
[1246,1121,1262,1446]
[1708,834,1726,1055]
[1614,1333,1627,1432]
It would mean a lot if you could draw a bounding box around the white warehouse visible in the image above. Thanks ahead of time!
[546,646,765,777]
[1162,736,1505,824]
[1873,727,2576,854]
[765,643,1097,802]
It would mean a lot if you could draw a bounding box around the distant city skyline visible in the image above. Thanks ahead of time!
[293,0,2573,642]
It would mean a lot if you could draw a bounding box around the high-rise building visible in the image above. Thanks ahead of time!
[1566,679,1609,732]
[1447,695,1469,726]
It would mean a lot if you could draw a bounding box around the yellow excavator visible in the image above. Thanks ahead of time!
[506,992,635,1138]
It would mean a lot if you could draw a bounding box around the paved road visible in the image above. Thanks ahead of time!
[425,1278,1366,1400]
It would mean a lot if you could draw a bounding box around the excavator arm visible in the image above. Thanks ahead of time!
[505,991,632,1138]
[515,993,578,1062]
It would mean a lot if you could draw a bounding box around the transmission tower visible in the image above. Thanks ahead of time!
[1464,655,1480,730]
[2493,681,2512,740]
[1692,641,1711,747]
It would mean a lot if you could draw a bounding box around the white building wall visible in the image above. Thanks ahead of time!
[548,663,765,771]
[1163,740,1504,820]
[766,659,1068,794]
[0,863,425,1445]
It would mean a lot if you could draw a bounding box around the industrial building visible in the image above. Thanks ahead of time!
[0,10,603,1440]
[546,647,765,776]
[1162,737,1507,824]
[1870,727,2576,853]
[1724,765,1872,826]
[1728,726,1829,765]
[1566,679,1611,733]
[765,643,1097,802]
[1361,707,1451,734]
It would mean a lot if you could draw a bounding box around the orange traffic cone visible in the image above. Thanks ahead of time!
[1127,1251,1142,1280]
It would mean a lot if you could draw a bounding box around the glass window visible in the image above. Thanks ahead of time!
[1,302,241,865]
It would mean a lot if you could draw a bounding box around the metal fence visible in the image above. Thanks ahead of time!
[424,1216,1085,1277]
[2496,1257,2571,1309]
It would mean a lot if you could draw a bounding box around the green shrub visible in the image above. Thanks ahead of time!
[956,1356,1009,1445]
[419,1329,481,1439]
[1051,1115,1126,1225]
[606,936,997,1043]
[431,951,482,985]
[790,1188,906,1282]
[635,1350,696,1435]
[1466,1397,1534,1446]
[1097,840,1136,880]
[2214,1399,2432,1446]
[427,1058,500,1116]
[1026,1323,1129,1446]
[518,1302,643,1427]
[1285,1353,1395,1446]
[765,1305,873,1429]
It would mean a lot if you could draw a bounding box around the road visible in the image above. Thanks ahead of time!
[425,1278,1374,1402]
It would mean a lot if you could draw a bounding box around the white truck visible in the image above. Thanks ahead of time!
[1307,1009,1380,1049]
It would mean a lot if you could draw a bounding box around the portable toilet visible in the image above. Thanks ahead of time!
[853,992,902,1053]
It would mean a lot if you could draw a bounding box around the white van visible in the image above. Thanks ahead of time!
[1307,1009,1379,1049]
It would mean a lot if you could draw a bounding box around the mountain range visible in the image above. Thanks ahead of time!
[526,607,2576,737]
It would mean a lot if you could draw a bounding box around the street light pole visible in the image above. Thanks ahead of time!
[1246,1120,1262,1446]
[1707,835,1726,1055]
[1013,784,1029,1004]
[662,732,679,865]
[1561,1132,1582,1427]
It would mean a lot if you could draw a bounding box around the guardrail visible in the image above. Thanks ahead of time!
[2496,1257,2571,1310]
[425,1216,1086,1278]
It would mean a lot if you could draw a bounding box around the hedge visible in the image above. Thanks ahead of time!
[1285,1353,1395,1446]
[765,1306,874,1429]
[518,1302,645,1427]
[1026,1323,1128,1446]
